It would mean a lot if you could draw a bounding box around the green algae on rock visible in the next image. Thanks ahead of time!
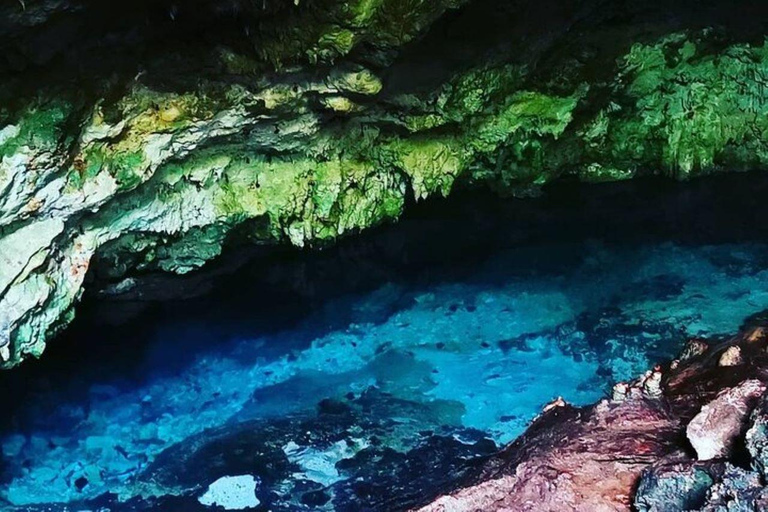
[4,0,768,367]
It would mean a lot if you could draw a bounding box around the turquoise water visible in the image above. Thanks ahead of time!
[4,179,768,510]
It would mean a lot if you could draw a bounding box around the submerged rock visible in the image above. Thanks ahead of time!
[198,475,260,510]
[94,396,494,511]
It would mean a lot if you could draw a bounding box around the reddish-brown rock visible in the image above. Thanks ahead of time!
[417,319,768,512]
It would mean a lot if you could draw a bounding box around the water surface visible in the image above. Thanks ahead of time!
[3,175,768,510]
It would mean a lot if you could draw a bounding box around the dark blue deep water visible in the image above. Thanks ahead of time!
[4,175,768,510]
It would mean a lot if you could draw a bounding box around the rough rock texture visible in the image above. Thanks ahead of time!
[634,455,722,512]
[417,321,768,512]
[747,395,768,479]
[5,0,768,366]
[687,380,766,461]
[636,460,768,512]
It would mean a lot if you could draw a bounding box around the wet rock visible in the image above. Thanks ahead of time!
[331,434,495,511]
[636,460,768,512]
[300,489,331,507]
[318,398,352,416]
[74,476,89,491]
[541,396,567,413]
[141,419,294,494]
[1,435,26,458]
[744,326,768,345]
[420,399,676,511]
[686,380,765,461]
[112,388,497,511]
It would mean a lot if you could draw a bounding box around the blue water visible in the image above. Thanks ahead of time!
[3,179,768,510]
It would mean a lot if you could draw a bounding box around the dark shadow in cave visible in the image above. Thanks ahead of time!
[3,0,768,102]
[2,171,768,430]
[383,0,768,95]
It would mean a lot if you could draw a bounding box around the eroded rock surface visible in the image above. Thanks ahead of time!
[687,379,766,461]
[4,0,768,366]
[418,321,768,512]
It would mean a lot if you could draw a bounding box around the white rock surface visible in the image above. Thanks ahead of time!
[687,379,766,461]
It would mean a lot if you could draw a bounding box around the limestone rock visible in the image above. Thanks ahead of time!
[687,380,766,461]
[636,460,768,512]
[5,1,768,367]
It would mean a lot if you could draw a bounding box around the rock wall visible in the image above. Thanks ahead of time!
[3,0,768,366]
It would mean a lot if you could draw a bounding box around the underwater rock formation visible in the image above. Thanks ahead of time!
[5,0,768,366]
[418,315,768,512]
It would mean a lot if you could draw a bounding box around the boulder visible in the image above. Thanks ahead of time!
[687,380,766,461]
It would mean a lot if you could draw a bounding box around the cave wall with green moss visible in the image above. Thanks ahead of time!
[2,0,768,367]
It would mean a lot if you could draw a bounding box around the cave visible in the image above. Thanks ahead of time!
[3,0,768,510]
